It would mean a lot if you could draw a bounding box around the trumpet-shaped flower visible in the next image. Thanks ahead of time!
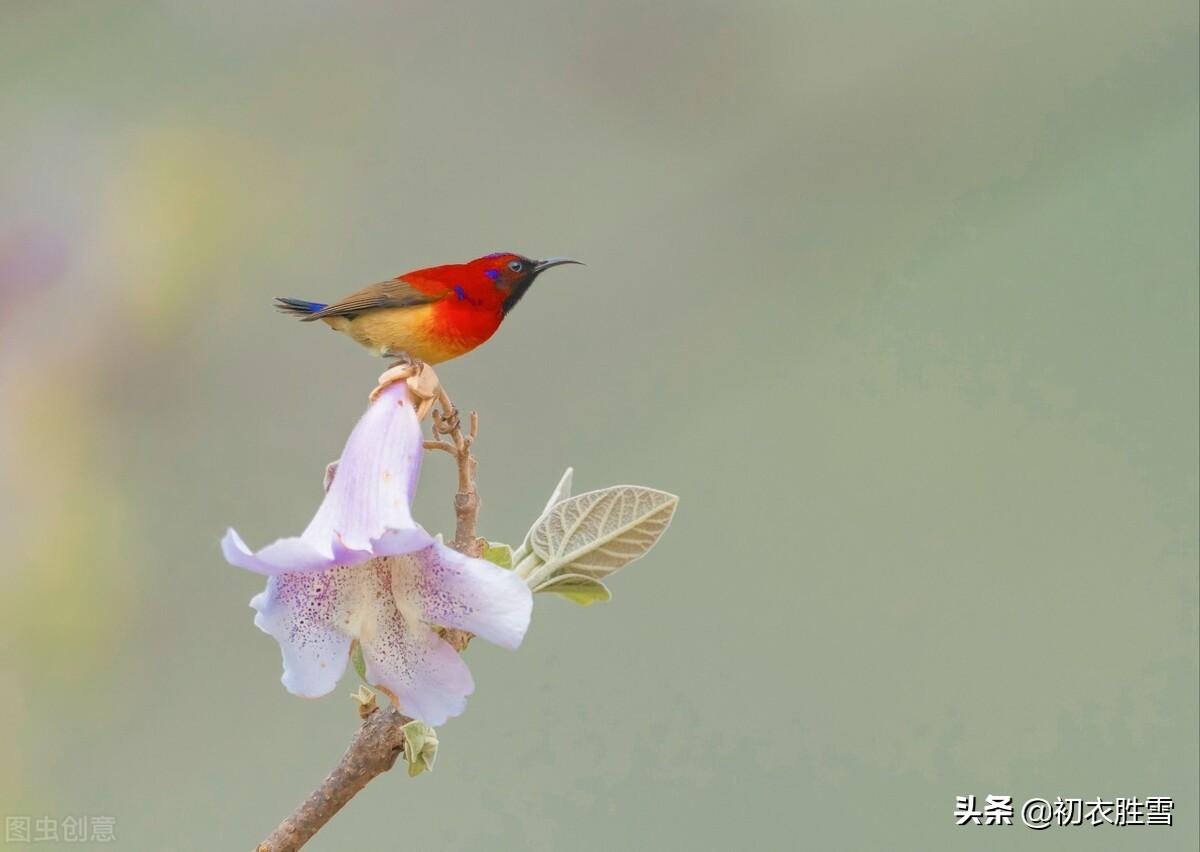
[221,381,531,726]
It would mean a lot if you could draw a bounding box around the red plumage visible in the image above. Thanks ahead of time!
[275,252,580,364]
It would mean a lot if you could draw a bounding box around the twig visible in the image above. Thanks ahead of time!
[254,706,412,852]
[430,387,482,556]
[255,382,480,852]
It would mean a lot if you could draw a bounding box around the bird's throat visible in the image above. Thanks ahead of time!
[501,278,535,315]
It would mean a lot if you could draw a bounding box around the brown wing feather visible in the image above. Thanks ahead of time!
[303,278,446,321]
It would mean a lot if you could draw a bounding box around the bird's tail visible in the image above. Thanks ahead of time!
[274,297,328,320]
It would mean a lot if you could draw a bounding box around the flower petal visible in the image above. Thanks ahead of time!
[333,560,474,725]
[370,527,437,557]
[223,528,343,576]
[223,381,429,576]
[391,543,533,650]
[302,380,424,553]
[363,620,474,727]
[251,572,352,697]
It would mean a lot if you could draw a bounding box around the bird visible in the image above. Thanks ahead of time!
[275,252,581,365]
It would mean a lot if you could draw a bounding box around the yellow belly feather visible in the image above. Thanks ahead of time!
[322,306,475,364]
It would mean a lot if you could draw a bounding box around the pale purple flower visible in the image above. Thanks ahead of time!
[221,381,531,726]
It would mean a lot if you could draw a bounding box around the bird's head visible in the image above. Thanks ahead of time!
[471,252,582,315]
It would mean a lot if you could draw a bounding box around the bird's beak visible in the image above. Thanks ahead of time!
[533,257,584,273]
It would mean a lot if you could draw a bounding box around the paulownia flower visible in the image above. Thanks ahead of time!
[221,381,531,726]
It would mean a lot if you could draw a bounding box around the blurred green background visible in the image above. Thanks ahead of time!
[1,1,1196,849]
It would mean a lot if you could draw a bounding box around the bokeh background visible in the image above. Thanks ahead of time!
[2,2,1197,849]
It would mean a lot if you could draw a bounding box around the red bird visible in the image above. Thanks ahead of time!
[276,252,581,364]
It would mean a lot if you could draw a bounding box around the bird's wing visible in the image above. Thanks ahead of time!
[303,277,447,321]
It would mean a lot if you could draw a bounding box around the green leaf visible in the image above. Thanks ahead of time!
[350,640,367,683]
[481,541,513,570]
[401,721,439,777]
[529,486,678,582]
[534,573,612,606]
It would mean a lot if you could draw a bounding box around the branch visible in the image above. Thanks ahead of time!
[430,387,482,556]
[256,382,480,852]
[255,705,411,852]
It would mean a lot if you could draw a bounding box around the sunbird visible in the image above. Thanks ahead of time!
[276,252,581,364]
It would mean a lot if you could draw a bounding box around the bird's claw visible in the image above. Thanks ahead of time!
[371,356,441,420]
[433,405,460,435]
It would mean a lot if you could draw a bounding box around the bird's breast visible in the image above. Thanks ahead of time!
[336,301,502,364]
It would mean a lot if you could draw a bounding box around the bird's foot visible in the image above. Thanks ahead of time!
[381,348,417,366]
[370,355,441,420]
[432,403,460,436]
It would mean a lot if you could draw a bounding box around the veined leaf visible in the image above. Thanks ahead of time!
[537,467,575,519]
[530,486,678,579]
[514,467,574,565]
[534,573,612,605]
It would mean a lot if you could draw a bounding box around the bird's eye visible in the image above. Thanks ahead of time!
[507,260,523,273]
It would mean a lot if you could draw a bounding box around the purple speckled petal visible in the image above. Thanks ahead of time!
[251,571,352,697]
[391,543,533,650]
[246,552,517,721]
[334,561,474,726]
